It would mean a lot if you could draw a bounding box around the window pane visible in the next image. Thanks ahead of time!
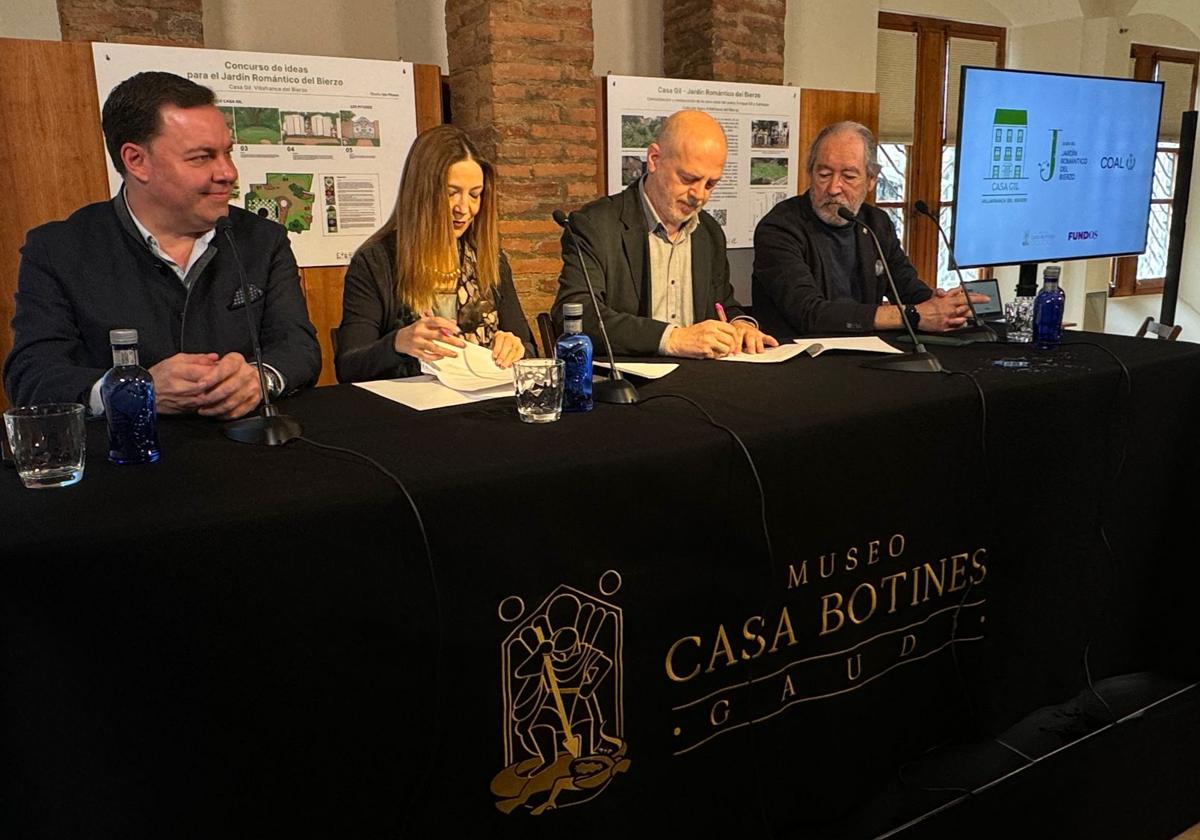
[941,145,956,202]
[938,205,977,288]
[1152,150,1177,200]
[885,206,905,246]
[1138,203,1172,280]
[878,143,908,202]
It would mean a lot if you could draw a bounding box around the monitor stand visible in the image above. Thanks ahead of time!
[1016,262,1039,298]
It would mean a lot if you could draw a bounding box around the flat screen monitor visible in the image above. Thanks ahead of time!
[951,66,1163,269]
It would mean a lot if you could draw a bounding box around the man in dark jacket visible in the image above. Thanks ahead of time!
[4,72,320,419]
[752,121,982,339]
[553,110,776,358]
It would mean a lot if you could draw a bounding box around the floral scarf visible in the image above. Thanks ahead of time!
[450,242,500,347]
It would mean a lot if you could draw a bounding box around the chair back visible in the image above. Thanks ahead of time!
[537,312,556,358]
[1136,317,1182,341]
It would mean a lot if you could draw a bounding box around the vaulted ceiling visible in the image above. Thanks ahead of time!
[952,0,1198,36]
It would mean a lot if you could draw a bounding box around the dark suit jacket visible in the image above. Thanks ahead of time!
[751,192,932,339]
[551,182,745,355]
[4,196,320,407]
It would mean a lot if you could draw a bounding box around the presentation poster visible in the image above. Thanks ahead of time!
[93,43,418,267]
[952,67,1162,267]
[605,75,800,249]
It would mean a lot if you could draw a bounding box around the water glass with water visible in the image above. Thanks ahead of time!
[3,403,86,489]
[1004,297,1035,344]
[513,358,564,423]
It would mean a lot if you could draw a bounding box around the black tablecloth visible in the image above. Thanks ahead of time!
[3,333,1199,838]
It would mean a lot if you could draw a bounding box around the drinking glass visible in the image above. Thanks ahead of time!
[4,403,86,489]
[513,359,564,424]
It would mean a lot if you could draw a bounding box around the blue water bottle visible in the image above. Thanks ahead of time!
[100,328,161,464]
[1032,265,1065,350]
[556,302,593,413]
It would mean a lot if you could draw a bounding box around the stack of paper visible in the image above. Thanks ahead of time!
[793,336,903,356]
[714,335,902,363]
[355,375,512,411]
[420,340,514,390]
[354,340,515,411]
[593,361,679,379]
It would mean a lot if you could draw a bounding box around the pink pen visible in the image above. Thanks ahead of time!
[715,302,728,322]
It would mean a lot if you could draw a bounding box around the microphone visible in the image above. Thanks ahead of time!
[216,215,303,445]
[552,209,638,404]
[837,206,942,374]
[913,200,998,343]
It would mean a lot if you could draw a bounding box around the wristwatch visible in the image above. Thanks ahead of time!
[905,304,921,331]
[252,363,284,398]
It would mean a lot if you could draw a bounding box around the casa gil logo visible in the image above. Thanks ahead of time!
[492,572,630,815]
[985,108,1029,181]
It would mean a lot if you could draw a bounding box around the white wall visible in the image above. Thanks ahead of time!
[202,0,666,78]
[397,0,449,71]
[203,0,403,60]
[0,0,60,40]
[885,0,1008,26]
[593,0,663,77]
[784,0,878,91]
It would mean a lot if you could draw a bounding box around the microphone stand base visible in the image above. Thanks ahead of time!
[861,351,945,374]
[223,413,303,446]
[955,324,1002,343]
[594,377,640,404]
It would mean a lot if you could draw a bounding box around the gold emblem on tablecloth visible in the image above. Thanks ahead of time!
[492,571,630,815]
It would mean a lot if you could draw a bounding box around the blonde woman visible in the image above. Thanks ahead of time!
[335,125,534,382]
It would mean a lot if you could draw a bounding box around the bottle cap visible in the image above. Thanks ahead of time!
[109,328,138,345]
[1043,265,1061,281]
[563,303,584,317]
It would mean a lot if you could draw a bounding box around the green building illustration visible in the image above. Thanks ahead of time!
[989,108,1027,180]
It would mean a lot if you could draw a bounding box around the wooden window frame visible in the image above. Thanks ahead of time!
[878,12,1005,287]
[1111,44,1200,297]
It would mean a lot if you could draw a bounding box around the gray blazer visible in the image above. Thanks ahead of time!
[551,182,745,356]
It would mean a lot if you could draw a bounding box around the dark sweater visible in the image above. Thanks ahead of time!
[4,197,321,406]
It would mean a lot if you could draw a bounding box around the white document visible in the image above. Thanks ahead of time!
[355,376,513,411]
[420,341,513,391]
[792,336,903,356]
[715,344,809,363]
[593,361,679,379]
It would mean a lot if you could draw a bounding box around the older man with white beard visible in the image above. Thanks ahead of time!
[751,121,980,339]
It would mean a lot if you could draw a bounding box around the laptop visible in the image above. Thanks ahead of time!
[962,278,1004,324]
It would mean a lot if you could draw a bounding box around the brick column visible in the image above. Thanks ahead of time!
[57,0,203,45]
[446,0,598,321]
[663,0,786,85]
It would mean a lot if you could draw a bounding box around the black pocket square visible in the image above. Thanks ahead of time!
[229,284,265,310]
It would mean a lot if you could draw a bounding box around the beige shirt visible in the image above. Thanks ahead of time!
[638,179,700,354]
